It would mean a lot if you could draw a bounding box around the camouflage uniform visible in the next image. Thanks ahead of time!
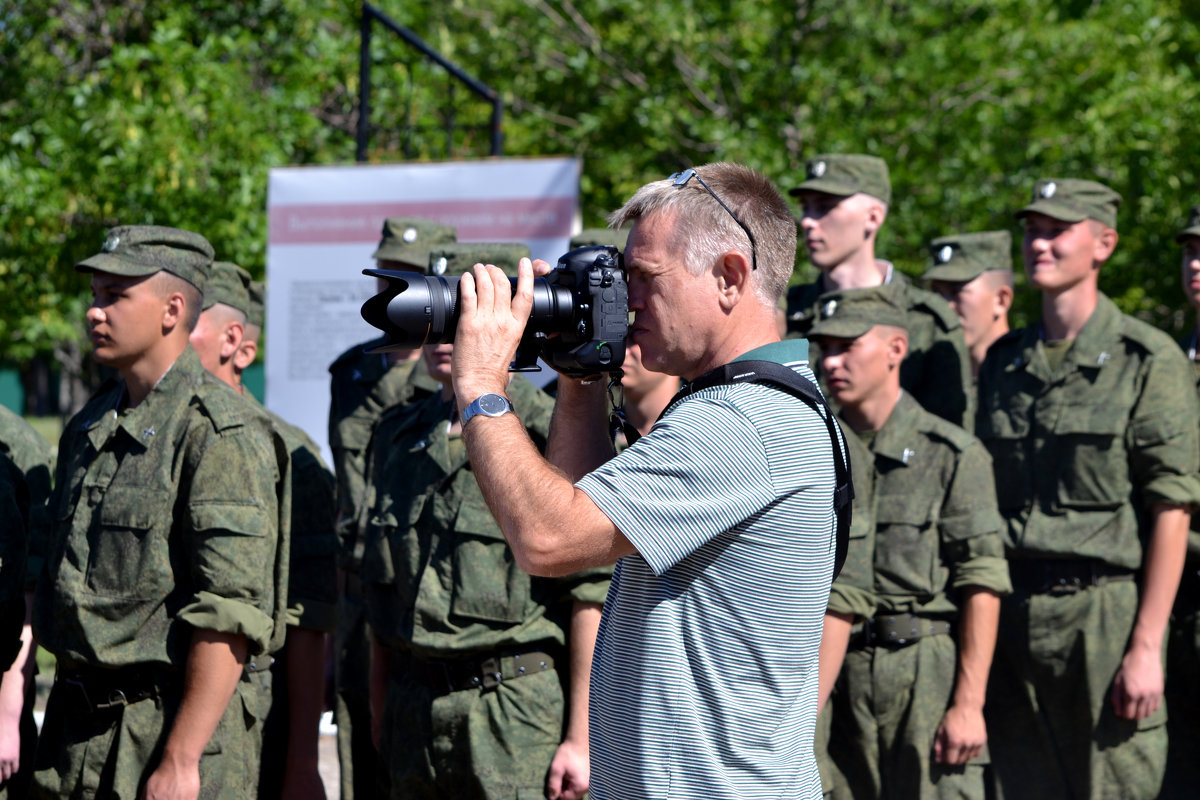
[976,294,1200,800]
[361,374,610,799]
[0,407,50,799]
[819,391,1009,800]
[330,215,457,800]
[254,411,337,800]
[816,420,875,797]
[31,346,285,800]
[1162,329,1200,800]
[787,275,974,431]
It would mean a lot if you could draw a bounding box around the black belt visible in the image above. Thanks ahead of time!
[55,664,176,714]
[1008,558,1135,595]
[851,614,954,650]
[402,650,556,695]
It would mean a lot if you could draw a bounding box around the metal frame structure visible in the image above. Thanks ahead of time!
[357,2,504,161]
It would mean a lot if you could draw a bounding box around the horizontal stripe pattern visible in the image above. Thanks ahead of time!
[577,361,835,799]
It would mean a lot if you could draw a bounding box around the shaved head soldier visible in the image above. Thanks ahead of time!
[787,153,975,431]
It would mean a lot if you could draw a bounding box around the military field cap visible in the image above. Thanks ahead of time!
[808,289,908,339]
[247,281,265,328]
[1016,178,1122,228]
[923,230,1013,283]
[77,225,214,292]
[789,154,891,206]
[203,261,252,315]
[1175,205,1200,243]
[371,217,458,266]
[570,228,629,250]
[427,242,532,278]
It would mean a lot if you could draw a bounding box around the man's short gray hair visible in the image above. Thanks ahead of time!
[608,162,797,306]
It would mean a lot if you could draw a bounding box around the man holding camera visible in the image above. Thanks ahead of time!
[447,162,839,798]
[359,243,610,800]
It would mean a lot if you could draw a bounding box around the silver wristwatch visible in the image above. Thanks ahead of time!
[461,393,515,427]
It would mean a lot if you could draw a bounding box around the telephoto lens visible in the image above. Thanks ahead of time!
[361,245,628,377]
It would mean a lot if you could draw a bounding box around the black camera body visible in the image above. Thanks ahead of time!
[360,245,628,378]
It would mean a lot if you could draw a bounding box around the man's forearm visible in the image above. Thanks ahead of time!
[285,626,327,767]
[461,413,633,576]
[952,587,1000,711]
[817,611,853,713]
[1130,504,1190,654]
[563,601,603,746]
[546,380,615,481]
[161,630,247,766]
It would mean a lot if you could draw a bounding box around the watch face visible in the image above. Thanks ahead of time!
[479,394,509,415]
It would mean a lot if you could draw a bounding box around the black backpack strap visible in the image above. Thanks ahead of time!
[631,359,853,579]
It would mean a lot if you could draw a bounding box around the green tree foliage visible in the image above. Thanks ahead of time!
[3,0,1199,389]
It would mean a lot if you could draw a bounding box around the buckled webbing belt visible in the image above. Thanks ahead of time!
[1008,559,1135,595]
[55,665,176,713]
[851,614,954,650]
[401,650,556,695]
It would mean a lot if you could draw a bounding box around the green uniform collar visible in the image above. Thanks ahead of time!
[1004,294,1122,383]
[732,338,809,365]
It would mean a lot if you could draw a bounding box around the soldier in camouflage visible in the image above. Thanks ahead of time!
[0,406,51,798]
[189,261,337,800]
[808,291,1009,800]
[922,231,1014,380]
[786,154,975,430]
[30,226,287,800]
[327,216,452,800]
[1161,207,1200,800]
[977,180,1200,800]
[360,243,611,800]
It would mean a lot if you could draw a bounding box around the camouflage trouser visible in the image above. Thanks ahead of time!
[336,576,379,800]
[826,633,987,800]
[379,662,566,800]
[1161,577,1200,800]
[30,675,261,800]
[987,579,1166,800]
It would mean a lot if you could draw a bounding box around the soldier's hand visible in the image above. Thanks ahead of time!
[546,735,590,800]
[142,756,200,800]
[933,703,986,765]
[1111,643,1164,720]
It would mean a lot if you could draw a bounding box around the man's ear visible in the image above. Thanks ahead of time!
[887,331,909,365]
[233,339,258,371]
[162,291,187,333]
[220,321,245,360]
[1093,225,1118,263]
[714,249,753,310]
[863,199,887,237]
[994,285,1014,317]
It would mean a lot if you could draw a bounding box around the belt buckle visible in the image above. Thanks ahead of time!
[480,657,502,690]
[95,689,128,710]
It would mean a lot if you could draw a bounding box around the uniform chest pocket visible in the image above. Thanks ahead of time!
[448,473,529,625]
[87,486,172,598]
[874,494,939,598]
[977,409,1030,512]
[1053,405,1130,510]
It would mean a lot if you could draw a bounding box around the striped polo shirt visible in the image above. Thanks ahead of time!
[577,339,836,800]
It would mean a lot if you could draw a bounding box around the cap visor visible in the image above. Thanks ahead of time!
[1015,200,1088,224]
[75,252,161,277]
[789,179,857,198]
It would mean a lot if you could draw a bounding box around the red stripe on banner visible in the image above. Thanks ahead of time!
[269,197,576,244]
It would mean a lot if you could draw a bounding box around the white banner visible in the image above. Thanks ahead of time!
[265,157,581,461]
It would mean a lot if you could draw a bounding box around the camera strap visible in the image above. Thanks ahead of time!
[619,359,852,580]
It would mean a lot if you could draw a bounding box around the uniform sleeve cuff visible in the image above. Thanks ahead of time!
[177,591,275,654]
